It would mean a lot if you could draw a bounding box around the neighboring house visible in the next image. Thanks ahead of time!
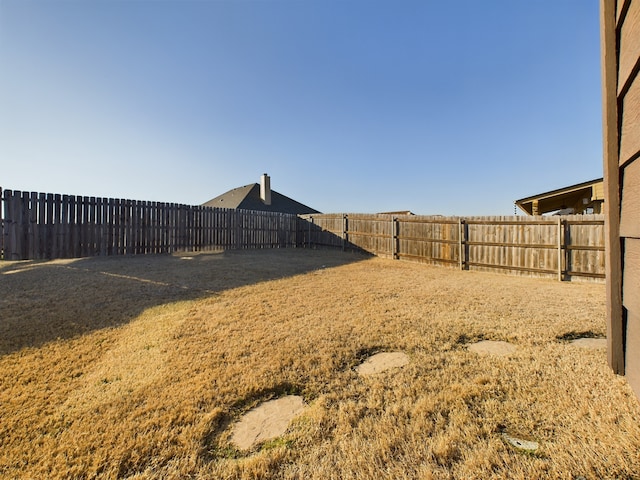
[377,211,415,216]
[514,178,604,216]
[203,174,320,215]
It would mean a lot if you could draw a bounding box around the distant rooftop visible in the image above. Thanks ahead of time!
[377,210,415,216]
[203,174,320,215]
[515,178,604,215]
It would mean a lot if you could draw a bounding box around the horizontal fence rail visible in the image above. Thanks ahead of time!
[1,188,299,260]
[298,213,605,282]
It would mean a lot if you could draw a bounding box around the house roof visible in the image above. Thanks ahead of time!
[377,210,415,216]
[514,178,604,215]
[202,183,320,215]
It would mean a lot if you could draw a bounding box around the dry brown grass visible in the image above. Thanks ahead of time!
[1,249,638,479]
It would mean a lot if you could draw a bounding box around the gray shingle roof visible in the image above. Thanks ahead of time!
[202,183,320,214]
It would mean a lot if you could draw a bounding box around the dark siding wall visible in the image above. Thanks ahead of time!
[603,0,640,397]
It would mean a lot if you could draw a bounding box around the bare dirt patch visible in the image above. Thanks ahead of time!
[0,249,638,479]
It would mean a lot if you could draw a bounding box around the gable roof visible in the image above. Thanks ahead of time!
[202,183,320,215]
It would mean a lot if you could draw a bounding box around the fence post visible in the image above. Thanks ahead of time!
[342,214,348,251]
[557,217,563,281]
[0,187,2,260]
[392,217,398,259]
[0,188,5,255]
[458,218,465,270]
[0,187,4,261]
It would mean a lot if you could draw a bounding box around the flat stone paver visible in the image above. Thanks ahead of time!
[501,433,539,452]
[355,351,409,375]
[230,395,305,450]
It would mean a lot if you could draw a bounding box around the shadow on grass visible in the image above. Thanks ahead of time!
[556,330,605,342]
[0,248,370,356]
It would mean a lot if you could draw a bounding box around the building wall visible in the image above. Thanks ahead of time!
[602,0,640,398]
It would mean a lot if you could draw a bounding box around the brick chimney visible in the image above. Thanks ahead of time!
[260,173,271,205]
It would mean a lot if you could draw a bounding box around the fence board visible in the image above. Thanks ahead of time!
[27,192,36,260]
[6,191,16,260]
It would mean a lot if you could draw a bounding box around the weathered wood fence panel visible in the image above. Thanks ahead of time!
[396,216,460,265]
[1,188,605,282]
[299,213,605,282]
[346,214,394,257]
[298,214,345,250]
[1,189,299,260]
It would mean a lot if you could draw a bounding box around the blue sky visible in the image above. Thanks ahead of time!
[1,0,602,215]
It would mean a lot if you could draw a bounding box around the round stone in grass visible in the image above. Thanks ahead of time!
[468,340,516,356]
[230,395,305,451]
[355,351,409,376]
[570,337,606,349]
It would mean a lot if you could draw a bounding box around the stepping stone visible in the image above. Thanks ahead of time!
[501,433,539,452]
[230,395,305,450]
[355,351,409,376]
[570,337,606,349]
[468,340,516,356]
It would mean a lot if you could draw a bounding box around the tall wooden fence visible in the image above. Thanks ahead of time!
[1,188,606,282]
[299,213,605,282]
[0,188,299,260]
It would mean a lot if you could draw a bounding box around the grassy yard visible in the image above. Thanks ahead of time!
[0,249,638,479]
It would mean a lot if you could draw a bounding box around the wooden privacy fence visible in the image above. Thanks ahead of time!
[0,187,605,282]
[1,188,299,260]
[299,213,605,281]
